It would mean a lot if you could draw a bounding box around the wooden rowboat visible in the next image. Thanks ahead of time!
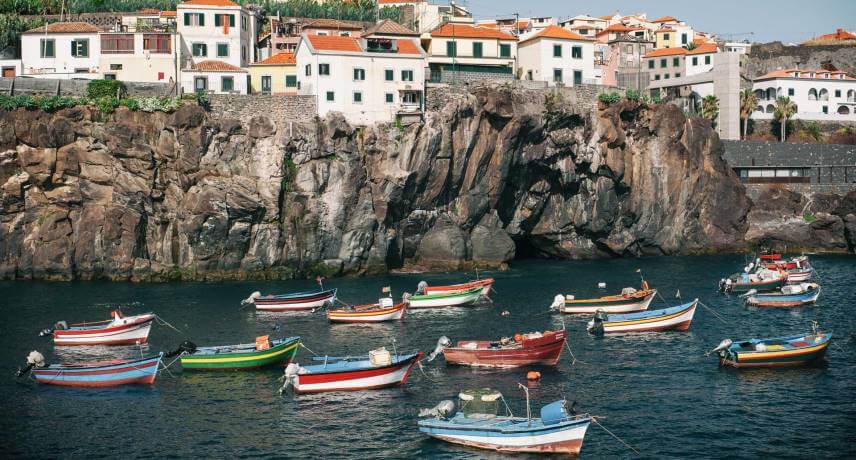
[422,278,494,296]
[763,255,809,271]
[28,354,163,387]
[42,310,155,346]
[551,286,656,314]
[406,286,483,309]
[709,327,831,368]
[428,329,566,368]
[587,299,698,334]
[327,298,407,323]
[180,336,301,371]
[720,270,787,293]
[281,349,422,393]
[251,288,337,311]
[745,283,820,308]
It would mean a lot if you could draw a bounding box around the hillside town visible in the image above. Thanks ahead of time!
[0,0,855,138]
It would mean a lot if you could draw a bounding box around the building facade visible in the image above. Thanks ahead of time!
[518,26,595,86]
[100,30,178,83]
[752,68,856,121]
[249,52,296,94]
[20,22,102,79]
[427,23,517,83]
[602,35,654,89]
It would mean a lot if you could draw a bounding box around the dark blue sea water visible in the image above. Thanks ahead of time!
[1,255,854,459]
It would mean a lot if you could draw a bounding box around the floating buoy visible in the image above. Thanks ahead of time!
[501,310,510,317]
[527,371,541,381]
[598,282,607,289]
[514,333,523,342]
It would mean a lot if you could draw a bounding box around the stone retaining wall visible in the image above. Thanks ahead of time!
[208,94,316,126]
[425,82,622,114]
[744,183,856,200]
[0,77,173,97]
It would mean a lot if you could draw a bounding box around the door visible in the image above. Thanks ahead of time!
[2,67,15,78]
[261,75,271,95]
[573,70,582,85]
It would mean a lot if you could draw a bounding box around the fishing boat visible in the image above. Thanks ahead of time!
[420,278,494,296]
[405,286,484,309]
[744,283,821,308]
[763,255,810,271]
[327,297,407,323]
[708,323,831,368]
[39,310,156,346]
[759,253,782,261]
[418,387,592,455]
[785,267,813,283]
[587,299,698,334]
[719,269,787,293]
[550,283,656,314]
[245,288,337,311]
[281,348,422,393]
[17,351,163,387]
[427,329,566,368]
[180,336,300,371]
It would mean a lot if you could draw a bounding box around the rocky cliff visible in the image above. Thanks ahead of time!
[0,86,849,281]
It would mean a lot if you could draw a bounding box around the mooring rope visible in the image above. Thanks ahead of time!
[565,341,585,366]
[696,300,730,324]
[155,315,184,334]
[300,343,320,356]
[591,416,640,455]
[415,360,440,383]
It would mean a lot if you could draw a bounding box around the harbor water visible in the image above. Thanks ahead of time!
[1,255,854,459]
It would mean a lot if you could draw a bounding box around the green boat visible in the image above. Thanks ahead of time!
[406,286,484,308]
[180,336,300,371]
[720,271,787,293]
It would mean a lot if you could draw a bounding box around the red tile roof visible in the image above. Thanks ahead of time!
[23,22,101,34]
[306,34,362,52]
[161,10,177,17]
[644,47,687,58]
[430,23,517,40]
[655,27,675,33]
[756,68,855,81]
[180,0,239,7]
[253,52,296,66]
[596,24,645,36]
[815,28,856,41]
[190,60,247,72]
[520,25,591,44]
[687,43,718,55]
[652,16,678,23]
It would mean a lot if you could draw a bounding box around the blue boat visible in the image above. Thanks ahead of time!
[708,324,831,368]
[25,353,163,387]
[587,299,698,334]
[745,283,820,307]
[418,388,592,454]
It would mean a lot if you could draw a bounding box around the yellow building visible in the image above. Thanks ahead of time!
[249,52,297,94]
[654,25,694,49]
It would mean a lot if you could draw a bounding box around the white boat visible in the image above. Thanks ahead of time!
[43,311,155,346]
[587,299,698,334]
[246,288,337,311]
[405,286,483,309]
[327,298,407,323]
[550,287,656,314]
[281,350,422,394]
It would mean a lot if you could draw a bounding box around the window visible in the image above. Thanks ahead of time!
[384,69,394,81]
[681,33,688,45]
[353,91,362,103]
[326,91,334,101]
[664,73,670,79]
[835,89,841,98]
[319,63,330,75]
[663,33,670,41]
[242,47,247,62]
[184,13,204,26]
[401,70,414,82]
[446,41,457,57]
[109,64,122,70]
[573,70,582,85]
[353,68,365,81]
[104,74,116,80]
[553,68,562,83]
[473,42,483,58]
[242,15,247,31]
[704,55,710,65]
[648,60,654,69]
[285,75,297,88]
[71,39,89,58]
[260,75,271,94]
[305,64,311,76]
[192,43,207,57]
[692,57,698,66]
[217,43,229,58]
[221,76,233,92]
[40,38,55,58]
[654,74,661,80]
[385,92,394,103]
[340,32,350,37]
[214,14,235,28]
[194,76,207,91]
[499,43,511,58]
[675,73,681,77]
[660,59,667,68]
[672,57,679,66]
[788,88,794,96]
[101,34,134,54]
[143,34,170,53]
[553,44,562,57]
[571,46,582,59]
[403,92,420,104]
[822,106,828,114]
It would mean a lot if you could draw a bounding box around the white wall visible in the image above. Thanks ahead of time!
[518,38,595,86]
[428,37,517,67]
[176,5,250,69]
[685,52,714,76]
[181,70,248,94]
[753,76,856,120]
[21,32,101,77]
[100,33,177,83]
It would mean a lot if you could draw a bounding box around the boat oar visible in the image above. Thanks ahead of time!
[696,300,730,325]
[591,416,640,455]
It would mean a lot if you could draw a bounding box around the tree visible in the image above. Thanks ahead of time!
[739,88,758,140]
[700,95,719,121]
[773,96,797,142]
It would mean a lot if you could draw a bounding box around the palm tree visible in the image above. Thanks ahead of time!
[739,89,758,140]
[773,96,797,142]
[700,95,719,121]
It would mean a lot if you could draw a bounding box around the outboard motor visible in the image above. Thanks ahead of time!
[164,341,197,358]
[418,400,456,418]
[416,281,428,295]
[241,291,262,305]
[550,294,566,310]
[280,362,305,394]
[706,338,733,356]
[427,336,451,362]
[16,351,46,378]
[587,310,608,335]
[39,321,68,337]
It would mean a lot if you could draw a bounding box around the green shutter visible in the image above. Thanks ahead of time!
[446,41,456,57]
[286,75,297,87]
[215,15,221,26]
[230,15,235,27]
[473,42,482,58]
[385,69,393,81]
[81,40,88,57]
[199,14,204,27]
[184,13,190,26]
[500,44,510,58]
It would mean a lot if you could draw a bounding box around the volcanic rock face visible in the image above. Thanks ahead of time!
[0,85,842,281]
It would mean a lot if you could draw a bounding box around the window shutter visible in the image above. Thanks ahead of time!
[199,14,204,27]
[81,40,88,57]
[230,15,235,27]
[184,13,190,26]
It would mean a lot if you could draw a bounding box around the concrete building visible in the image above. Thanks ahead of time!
[427,23,517,83]
[20,22,102,79]
[752,68,856,121]
[518,26,595,86]
[380,0,473,34]
[601,35,654,89]
[249,52,296,94]
[723,41,751,54]
[559,14,608,35]
[295,33,426,125]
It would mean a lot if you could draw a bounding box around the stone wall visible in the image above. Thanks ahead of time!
[744,183,856,201]
[0,77,173,97]
[745,42,856,79]
[425,81,621,114]
[208,93,316,127]
[437,69,515,85]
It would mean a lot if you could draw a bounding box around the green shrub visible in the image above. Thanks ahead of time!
[94,96,119,114]
[625,89,641,101]
[87,79,126,99]
[119,98,140,111]
[597,92,621,104]
[195,91,210,110]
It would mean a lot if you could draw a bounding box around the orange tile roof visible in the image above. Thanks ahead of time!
[161,10,177,17]
[253,52,296,66]
[306,34,362,52]
[23,22,101,34]
[395,39,423,55]
[687,43,718,55]
[756,68,856,81]
[644,47,687,58]
[815,28,856,41]
[190,60,247,72]
[652,16,678,23]
[180,0,239,7]
[430,23,517,40]
[520,25,591,44]
[655,27,675,33]
[596,24,645,36]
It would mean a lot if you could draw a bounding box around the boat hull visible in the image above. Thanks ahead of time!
[254,290,337,311]
[557,290,655,314]
[595,301,697,333]
[725,277,786,293]
[180,338,300,370]
[32,355,161,387]
[746,288,820,308]
[327,303,406,323]
[719,334,831,368]
[408,289,483,309]
[293,353,421,393]
[53,314,155,346]
[443,331,566,368]
[786,269,813,282]
[424,278,494,296]
[420,418,590,455]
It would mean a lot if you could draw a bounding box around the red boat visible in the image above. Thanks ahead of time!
[427,329,566,368]
[759,253,782,261]
[763,255,810,271]
[422,278,494,296]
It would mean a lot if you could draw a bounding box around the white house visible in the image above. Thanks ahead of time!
[724,42,751,54]
[176,0,257,93]
[379,0,473,34]
[427,23,517,82]
[100,30,178,83]
[295,33,426,125]
[20,22,102,79]
[518,26,596,86]
[753,68,856,121]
